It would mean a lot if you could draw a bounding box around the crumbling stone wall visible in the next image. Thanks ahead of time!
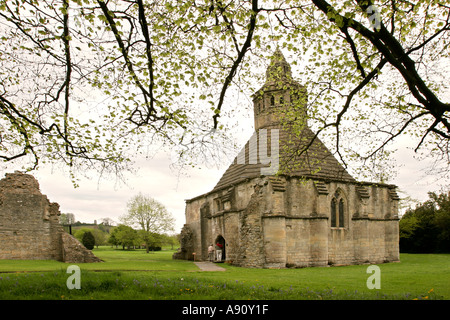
[0,172,101,263]
[172,224,195,260]
[61,232,101,263]
[235,183,266,268]
[180,175,400,268]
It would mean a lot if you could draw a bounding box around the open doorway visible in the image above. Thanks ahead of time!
[214,235,226,262]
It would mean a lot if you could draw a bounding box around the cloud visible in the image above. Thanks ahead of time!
[33,151,224,233]
[391,135,448,203]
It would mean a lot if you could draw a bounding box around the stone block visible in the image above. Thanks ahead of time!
[0,172,101,263]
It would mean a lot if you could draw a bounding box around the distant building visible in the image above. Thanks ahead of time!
[173,49,400,268]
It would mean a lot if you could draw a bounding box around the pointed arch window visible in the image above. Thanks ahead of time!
[331,198,337,227]
[339,198,345,227]
[270,95,275,106]
[331,191,345,228]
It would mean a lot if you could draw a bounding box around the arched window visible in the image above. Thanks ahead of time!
[339,198,345,227]
[270,95,275,106]
[279,96,284,105]
[331,198,337,227]
[331,191,345,228]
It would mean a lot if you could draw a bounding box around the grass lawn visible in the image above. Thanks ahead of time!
[0,247,197,273]
[0,247,448,300]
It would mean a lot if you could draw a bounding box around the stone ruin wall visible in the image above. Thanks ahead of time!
[180,176,400,268]
[0,172,101,263]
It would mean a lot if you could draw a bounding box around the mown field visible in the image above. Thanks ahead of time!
[0,247,448,300]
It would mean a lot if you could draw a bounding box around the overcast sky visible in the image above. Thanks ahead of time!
[33,153,222,233]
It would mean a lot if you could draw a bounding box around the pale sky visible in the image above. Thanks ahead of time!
[33,153,222,233]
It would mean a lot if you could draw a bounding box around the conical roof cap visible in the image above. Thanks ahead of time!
[265,47,293,82]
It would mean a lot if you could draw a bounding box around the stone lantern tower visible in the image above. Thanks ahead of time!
[252,48,307,131]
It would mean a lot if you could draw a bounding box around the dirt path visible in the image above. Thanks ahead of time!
[194,261,226,271]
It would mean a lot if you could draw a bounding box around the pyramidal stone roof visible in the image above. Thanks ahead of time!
[211,49,355,193]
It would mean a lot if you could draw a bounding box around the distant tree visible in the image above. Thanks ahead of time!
[400,191,450,253]
[74,227,108,248]
[73,228,93,242]
[161,233,180,250]
[108,229,119,248]
[82,231,95,250]
[136,230,160,251]
[90,228,108,248]
[59,213,76,225]
[399,215,418,246]
[122,193,175,253]
[431,192,450,252]
[97,222,113,234]
[109,224,138,250]
[101,218,115,227]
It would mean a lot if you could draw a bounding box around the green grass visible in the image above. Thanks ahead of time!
[0,247,448,300]
[0,247,197,273]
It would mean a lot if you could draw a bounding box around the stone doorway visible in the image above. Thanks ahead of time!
[215,235,226,262]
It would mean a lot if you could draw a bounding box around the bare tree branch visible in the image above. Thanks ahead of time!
[311,0,450,143]
[213,0,260,129]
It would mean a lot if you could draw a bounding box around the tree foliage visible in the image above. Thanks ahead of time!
[109,224,138,249]
[59,213,76,225]
[400,191,450,253]
[122,193,175,252]
[82,230,95,250]
[0,0,448,183]
[90,228,108,247]
[73,227,92,241]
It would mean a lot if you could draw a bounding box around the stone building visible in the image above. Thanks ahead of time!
[0,172,101,263]
[174,49,400,268]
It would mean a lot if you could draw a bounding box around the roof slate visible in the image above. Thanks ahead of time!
[212,126,355,192]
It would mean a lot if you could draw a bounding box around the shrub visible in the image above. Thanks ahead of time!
[82,231,95,250]
[400,191,450,253]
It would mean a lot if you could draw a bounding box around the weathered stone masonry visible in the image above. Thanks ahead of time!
[174,49,400,268]
[0,172,101,263]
